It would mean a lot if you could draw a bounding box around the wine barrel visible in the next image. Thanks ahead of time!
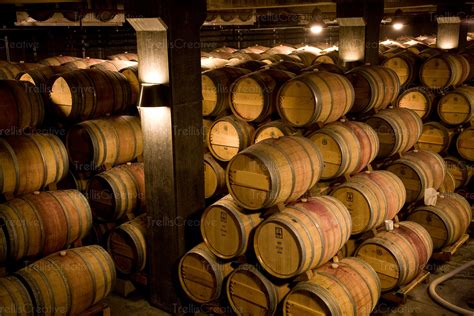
[93,0,117,21]
[119,65,139,105]
[62,58,106,70]
[303,61,345,75]
[107,214,147,274]
[341,120,379,174]
[277,71,354,127]
[214,47,238,54]
[354,170,406,220]
[331,175,388,234]
[0,80,44,131]
[82,222,117,247]
[365,108,423,158]
[207,115,254,162]
[439,170,456,193]
[444,156,472,189]
[308,122,362,179]
[226,264,290,316]
[230,69,294,122]
[396,87,435,120]
[201,57,229,71]
[355,221,433,291]
[407,193,471,250]
[291,51,318,66]
[228,60,266,72]
[254,196,351,278]
[346,65,400,113]
[202,119,212,151]
[202,67,250,117]
[264,45,295,55]
[416,122,454,154]
[313,51,339,64]
[0,62,45,80]
[39,56,80,66]
[0,190,92,262]
[50,69,132,121]
[437,86,474,125]
[92,60,137,72]
[227,136,322,210]
[265,61,305,74]
[457,127,474,161]
[88,163,145,221]
[201,195,262,259]
[204,153,226,199]
[66,115,143,170]
[283,257,381,316]
[56,170,91,193]
[15,245,116,316]
[240,45,269,54]
[0,134,68,196]
[382,51,420,88]
[0,276,33,316]
[403,150,446,189]
[178,243,233,303]
[253,120,300,143]
[420,53,465,89]
[107,53,138,62]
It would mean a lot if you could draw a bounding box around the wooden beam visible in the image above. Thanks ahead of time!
[364,0,383,65]
[126,0,206,313]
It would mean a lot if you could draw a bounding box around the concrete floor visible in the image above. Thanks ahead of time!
[105,238,474,315]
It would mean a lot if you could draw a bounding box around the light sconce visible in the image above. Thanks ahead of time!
[138,83,170,108]
[309,8,326,34]
[392,9,405,31]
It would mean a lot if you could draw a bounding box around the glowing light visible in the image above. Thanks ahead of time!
[310,25,323,34]
[393,22,404,30]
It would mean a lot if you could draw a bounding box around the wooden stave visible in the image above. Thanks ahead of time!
[403,150,446,190]
[395,87,436,121]
[119,65,139,106]
[342,121,379,174]
[439,170,456,193]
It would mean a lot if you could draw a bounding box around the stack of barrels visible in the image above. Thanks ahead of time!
[181,40,474,314]
[0,51,143,315]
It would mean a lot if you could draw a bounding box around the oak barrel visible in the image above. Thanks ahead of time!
[407,193,471,250]
[313,51,339,64]
[343,121,379,174]
[207,115,254,162]
[419,53,466,89]
[457,127,474,161]
[416,122,453,154]
[107,214,147,274]
[403,150,446,189]
[230,69,294,122]
[66,115,143,170]
[201,195,262,259]
[0,190,92,263]
[107,53,138,62]
[226,264,290,316]
[91,60,137,72]
[88,163,145,221]
[395,87,435,120]
[0,63,45,80]
[39,56,80,66]
[382,51,420,88]
[444,156,472,189]
[277,71,354,127]
[0,134,68,196]
[226,136,322,210]
[204,153,226,199]
[119,65,139,105]
[437,86,474,125]
[254,196,351,278]
[178,243,233,303]
[202,67,250,117]
[283,257,381,316]
[0,276,33,316]
[355,221,433,291]
[439,170,456,193]
[253,120,300,143]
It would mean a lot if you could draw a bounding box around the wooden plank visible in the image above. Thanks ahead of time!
[381,270,430,305]
[431,234,470,262]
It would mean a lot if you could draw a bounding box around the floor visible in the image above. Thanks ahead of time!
[105,238,474,315]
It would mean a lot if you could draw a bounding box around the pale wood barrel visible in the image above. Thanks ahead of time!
[119,65,139,105]
[39,56,80,66]
[56,170,91,193]
[331,175,388,235]
[254,196,351,278]
[0,80,44,131]
[457,127,474,161]
[444,156,472,189]
[106,53,138,61]
[437,86,474,125]
[355,221,433,291]
[264,45,295,55]
[0,276,33,316]
[226,264,290,316]
[230,69,294,122]
[313,51,339,64]
[227,60,266,71]
[178,243,233,303]
[382,51,420,88]
[396,87,436,120]
[303,61,345,75]
[407,193,471,250]
[0,134,69,196]
[107,214,147,274]
[88,163,145,221]
[264,61,305,74]
[226,136,322,210]
[15,245,115,315]
[204,153,226,199]
[439,170,456,193]
[308,122,362,179]
[420,53,465,89]
[202,67,250,117]
[403,150,446,189]
[50,69,132,122]
[66,115,143,170]
[291,51,318,66]
[0,190,92,263]
[92,60,137,72]
[61,58,106,70]
[416,122,454,154]
[253,120,300,143]
[0,62,45,80]
[239,45,269,54]
[283,257,381,316]
[201,195,262,259]
[341,120,379,174]
[207,115,254,162]
[346,65,400,113]
[277,71,354,127]
[365,108,423,158]
[202,119,213,151]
